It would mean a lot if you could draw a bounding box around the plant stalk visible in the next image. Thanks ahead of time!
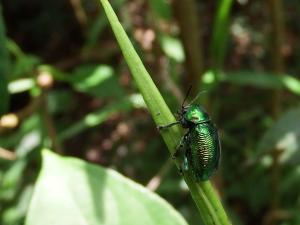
[172,0,204,92]
[99,1,231,224]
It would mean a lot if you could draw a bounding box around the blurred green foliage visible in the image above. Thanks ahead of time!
[0,4,10,115]
[0,0,300,225]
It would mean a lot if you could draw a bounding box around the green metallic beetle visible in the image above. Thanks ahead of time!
[158,88,220,181]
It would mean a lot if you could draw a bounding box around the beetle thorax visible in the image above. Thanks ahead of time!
[182,105,209,126]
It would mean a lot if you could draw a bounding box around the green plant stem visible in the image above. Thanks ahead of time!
[211,0,233,71]
[268,0,285,118]
[267,0,285,223]
[172,0,204,91]
[69,0,88,33]
[40,93,63,154]
[208,0,233,117]
[99,1,231,224]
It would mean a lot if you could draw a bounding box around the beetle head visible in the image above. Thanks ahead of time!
[177,87,209,127]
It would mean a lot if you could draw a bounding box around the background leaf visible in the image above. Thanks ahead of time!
[211,0,233,70]
[256,106,300,165]
[68,64,124,98]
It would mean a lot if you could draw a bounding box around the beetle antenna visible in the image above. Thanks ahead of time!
[189,90,207,105]
[182,85,192,108]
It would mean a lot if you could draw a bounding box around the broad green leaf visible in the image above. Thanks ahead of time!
[26,150,188,225]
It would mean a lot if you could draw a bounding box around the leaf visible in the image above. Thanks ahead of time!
[159,35,185,63]
[223,71,283,88]
[6,40,40,79]
[47,90,73,114]
[227,71,300,95]
[8,78,36,94]
[68,64,124,98]
[0,114,43,202]
[26,150,188,225]
[58,96,138,141]
[256,106,300,165]
[202,70,300,96]
[2,185,33,225]
[11,54,40,79]
[280,165,300,196]
[0,159,27,201]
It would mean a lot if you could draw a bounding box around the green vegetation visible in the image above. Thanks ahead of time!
[1,0,300,225]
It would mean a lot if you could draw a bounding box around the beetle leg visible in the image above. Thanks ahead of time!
[176,156,189,176]
[172,143,181,159]
[172,136,186,159]
[170,131,191,176]
[157,121,180,130]
[172,131,190,159]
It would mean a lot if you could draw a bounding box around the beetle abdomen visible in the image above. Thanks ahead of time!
[188,122,220,181]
